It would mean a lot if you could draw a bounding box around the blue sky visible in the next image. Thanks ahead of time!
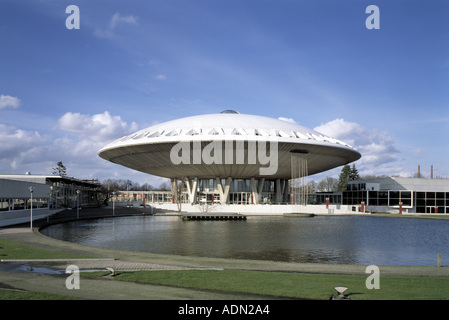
[0,0,448,187]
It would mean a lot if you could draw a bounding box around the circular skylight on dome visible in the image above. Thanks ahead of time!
[220,110,240,114]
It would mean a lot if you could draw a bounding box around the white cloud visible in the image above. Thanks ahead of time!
[154,74,167,81]
[0,124,49,172]
[0,111,141,180]
[314,118,400,168]
[109,13,138,29]
[53,111,140,178]
[278,117,296,123]
[56,111,138,142]
[0,124,46,156]
[94,13,138,39]
[314,118,362,146]
[0,95,21,109]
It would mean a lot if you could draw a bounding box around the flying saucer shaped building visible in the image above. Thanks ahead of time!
[98,111,361,205]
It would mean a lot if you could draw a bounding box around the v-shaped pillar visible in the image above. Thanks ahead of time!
[185,177,198,204]
[276,179,287,203]
[216,177,232,205]
[251,177,265,204]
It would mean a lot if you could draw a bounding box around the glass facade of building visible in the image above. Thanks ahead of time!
[0,198,49,211]
[113,177,449,214]
[341,190,449,213]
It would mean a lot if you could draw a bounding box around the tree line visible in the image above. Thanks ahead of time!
[316,164,361,192]
[101,178,171,192]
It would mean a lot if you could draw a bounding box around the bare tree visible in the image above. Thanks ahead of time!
[171,178,186,213]
[317,176,338,192]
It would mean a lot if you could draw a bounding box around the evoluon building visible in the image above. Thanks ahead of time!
[98,111,361,211]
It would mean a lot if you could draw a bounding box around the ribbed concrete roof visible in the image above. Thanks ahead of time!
[98,112,361,179]
[100,112,354,149]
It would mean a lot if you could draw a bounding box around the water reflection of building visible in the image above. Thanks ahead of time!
[0,174,101,227]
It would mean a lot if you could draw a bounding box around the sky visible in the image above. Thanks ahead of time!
[0,0,448,187]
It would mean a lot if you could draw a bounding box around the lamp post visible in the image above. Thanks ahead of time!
[49,186,53,209]
[29,186,34,229]
[47,186,53,223]
[112,191,116,216]
[76,190,80,219]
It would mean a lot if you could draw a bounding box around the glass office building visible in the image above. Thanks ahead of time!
[344,177,449,214]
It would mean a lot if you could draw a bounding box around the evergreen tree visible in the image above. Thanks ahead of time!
[52,161,67,177]
[337,164,351,191]
[349,164,360,181]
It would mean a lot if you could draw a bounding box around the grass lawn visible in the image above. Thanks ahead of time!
[0,238,89,260]
[0,288,82,300]
[84,269,449,300]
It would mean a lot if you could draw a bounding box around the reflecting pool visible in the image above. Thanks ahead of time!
[40,215,449,266]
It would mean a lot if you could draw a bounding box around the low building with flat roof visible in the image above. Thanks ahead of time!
[344,177,449,214]
[0,174,102,227]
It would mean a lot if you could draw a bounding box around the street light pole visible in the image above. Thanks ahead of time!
[112,191,116,216]
[49,186,53,209]
[76,190,80,219]
[29,186,34,230]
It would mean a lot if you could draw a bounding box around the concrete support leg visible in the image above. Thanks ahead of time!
[216,177,224,203]
[258,178,265,204]
[283,179,289,203]
[251,178,258,204]
[250,177,265,205]
[216,177,232,204]
[185,177,198,204]
[258,178,265,194]
[170,178,177,204]
[276,179,282,203]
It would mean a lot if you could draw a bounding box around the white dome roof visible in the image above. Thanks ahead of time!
[101,112,354,150]
[98,112,361,179]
